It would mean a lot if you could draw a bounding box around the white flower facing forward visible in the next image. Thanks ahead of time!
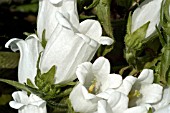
[39,12,113,84]
[37,0,79,40]
[5,35,42,85]
[131,0,162,38]
[129,69,163,107]
[9,91,47,113]
[69,57,123,112]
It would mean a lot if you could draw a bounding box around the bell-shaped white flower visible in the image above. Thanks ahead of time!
[129,69,163,107]
[5,35,42,85]
[40,12,113,84]
[131,0,162,38]
[69,57,123,112]
[37,0,79,40]
[9,91,47,113]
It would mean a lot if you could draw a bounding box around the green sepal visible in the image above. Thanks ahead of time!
[27,78,35,88]
[84,0,100,10]
[127,12,132,35]
[41,65,56,85]
[125,21,150,50]
[41,29,47,49]
[156,25,166,46]
[0,79,31,93]
[147,108,153,113]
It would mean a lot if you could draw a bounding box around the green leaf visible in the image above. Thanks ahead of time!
[0,94,12,105]
[12,3,38,13]
[41,30,47,49]
[95,0,114,39]
[84,0,100,10]
[0,79,31,93]
[0,52,19,69]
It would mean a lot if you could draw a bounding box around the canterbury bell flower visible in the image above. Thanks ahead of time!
[69,57,123,112]
[5,34,42,85]
[9,91,47,113]
[131,0,162,38]
[37,0,79,40]
[39,12,113,84]
[129,69,163,107]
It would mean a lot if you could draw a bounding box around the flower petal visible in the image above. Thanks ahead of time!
[98,36,114,45]
[124,106,148,113]
[76,62,95,86]
[92,57,110,78]
[152,87,170,111]
[137,69,154,84]
[29,94,46,107]
[154,105,170,113]
[69,84,98,113]
[96,100,112,113]
[12,91,28,105]
[49,0,62,4]
[116,76,137,95]
[100,74,122,91]
[79,19,102,42]
[108,91,128,113]
[9,101,24,109]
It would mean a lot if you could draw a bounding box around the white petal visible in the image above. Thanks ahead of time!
[29,94,46,107]
[154,105,170,113]
[69,84,98,113]
[96,100,112,113]
[137,69,154,84]
[79,19,102,42]
[152,87,170,111]
[98,36,114,45]
[76,62,95,86]
[49,0,62,4]
[92,57,110,78]
[108,91,128,113]
[124,106,148,113]
[12,91,28,104]
[55,12,72,30]
[116,76,137,95]
[97,89,115,100]
[100,74,122,91]
[81,85,97,100]
[131,0,162,38]
[9,101,24,109]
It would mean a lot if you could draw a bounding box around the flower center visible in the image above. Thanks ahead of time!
[128,90,141,99]
[88,80,100,94]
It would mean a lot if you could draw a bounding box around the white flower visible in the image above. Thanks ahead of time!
[153,105,170,113]
[39,13,113,84]
[37,0,79,40]
[131,0,162,38]
[5,35,42,85]
[9,91,47,113]
[129,69,163,107]
[69,57,123,112]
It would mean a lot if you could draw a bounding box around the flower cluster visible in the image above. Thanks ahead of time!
[3,0,170,113]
